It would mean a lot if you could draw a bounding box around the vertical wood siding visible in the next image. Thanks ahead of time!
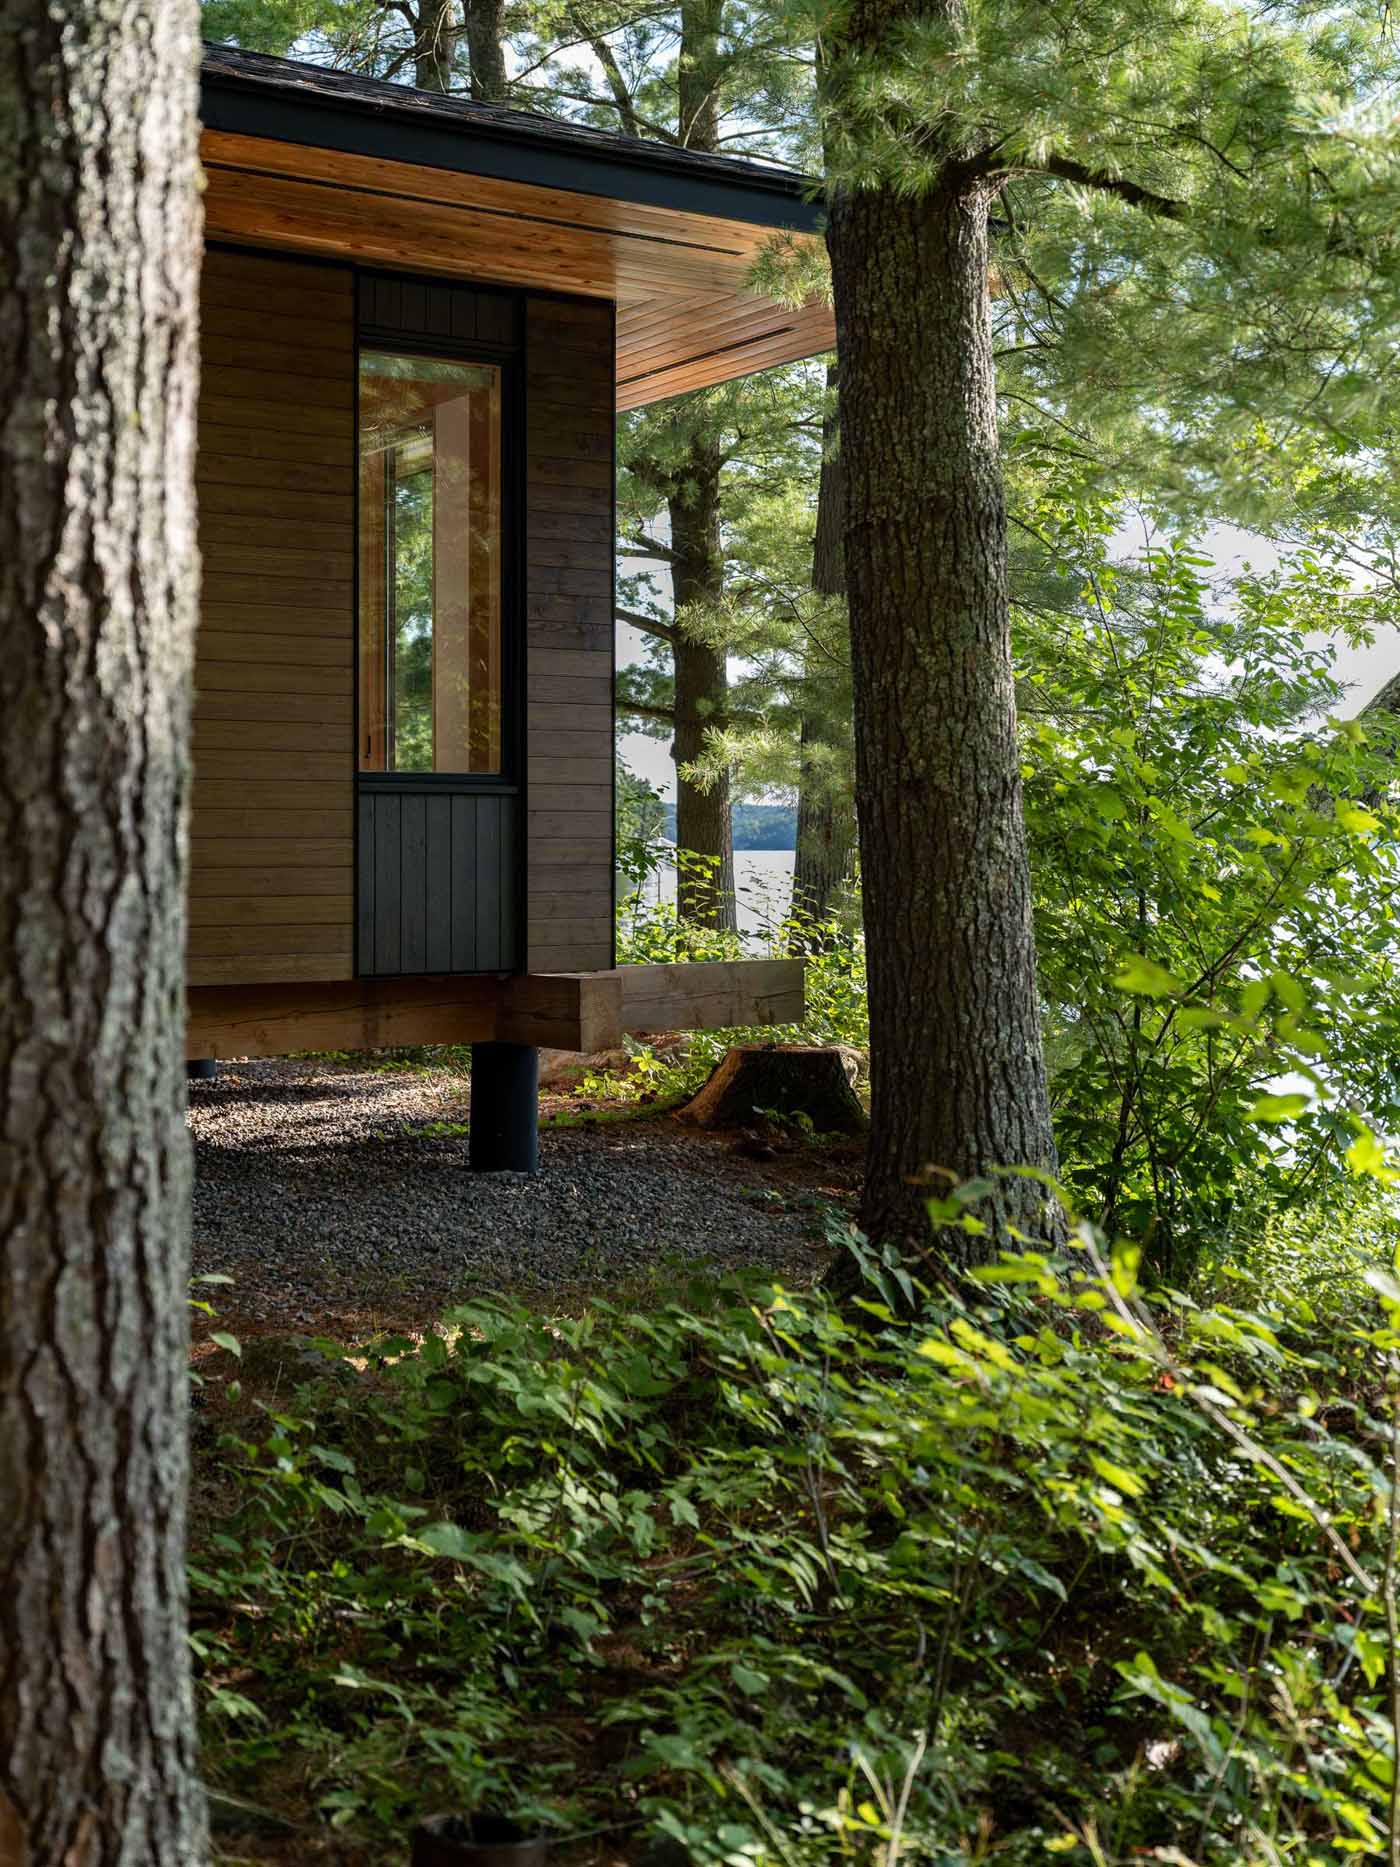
[190,248,355,985]
[357,273,516,348]
[356,789,519,977]
[524,297,616,972]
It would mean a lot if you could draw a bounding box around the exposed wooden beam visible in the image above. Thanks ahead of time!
[186,959,805,1059]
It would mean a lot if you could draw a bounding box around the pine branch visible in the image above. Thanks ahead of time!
[619,531,678,563]
[1017,154,1185,221]
[617,607,677,642]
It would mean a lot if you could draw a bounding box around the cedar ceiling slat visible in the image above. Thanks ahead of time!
[616,303,836,408]
[616,294,820,376]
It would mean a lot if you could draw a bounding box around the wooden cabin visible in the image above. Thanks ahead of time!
[186,47,834,1150]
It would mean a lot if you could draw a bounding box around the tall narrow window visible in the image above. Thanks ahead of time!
[358,351,502,773]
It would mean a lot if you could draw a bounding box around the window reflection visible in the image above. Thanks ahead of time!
[358,351,502,774]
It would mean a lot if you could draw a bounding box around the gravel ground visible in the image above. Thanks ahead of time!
[190,1057,836,1327]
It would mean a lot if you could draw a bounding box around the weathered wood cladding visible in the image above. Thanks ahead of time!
[191,248,355,987]
[356,788,520,977]
[525,297,616,973]
[190,250,617,993]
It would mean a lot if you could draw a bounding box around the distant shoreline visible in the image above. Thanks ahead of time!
[663,801,796,852]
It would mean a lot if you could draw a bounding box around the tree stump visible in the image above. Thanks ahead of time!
[678,1044,868,1134]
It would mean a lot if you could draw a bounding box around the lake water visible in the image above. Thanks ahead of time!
[628,848,795,950]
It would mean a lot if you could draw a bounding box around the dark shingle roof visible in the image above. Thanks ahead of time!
[201,43,823,229]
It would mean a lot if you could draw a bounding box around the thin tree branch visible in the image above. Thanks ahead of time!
[1014,154,1186,221]
[619,531,678,564]
[617,607,676,642]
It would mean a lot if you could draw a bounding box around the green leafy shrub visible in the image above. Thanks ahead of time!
[1021,515,1400,1273]
[193,1193,1400,1862]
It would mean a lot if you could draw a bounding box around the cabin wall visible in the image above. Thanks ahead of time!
[189,245,617,992]
[524,296,616,972]
[191,249,356,986]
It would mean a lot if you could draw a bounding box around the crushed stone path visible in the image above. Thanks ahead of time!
[189,1058,835,1327]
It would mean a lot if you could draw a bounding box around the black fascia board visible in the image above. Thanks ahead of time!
[200,49,825,234]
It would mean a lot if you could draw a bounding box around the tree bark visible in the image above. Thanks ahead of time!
[677,0,723,148]
[669,430,737,932]
[793,363,857,934]
[679,1045,868,1133]
[825,24,1061,1261]
[792,711,856,932]
[413,0,459,90]
[464,0,509,99]
[0,5,207,1863]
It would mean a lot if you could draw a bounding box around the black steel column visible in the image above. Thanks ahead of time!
[469,1042,539,1174]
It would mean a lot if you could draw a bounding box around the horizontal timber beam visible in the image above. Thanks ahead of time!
[617,958,804,1035]
[186,958,804,1061]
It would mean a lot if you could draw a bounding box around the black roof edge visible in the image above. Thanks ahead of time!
[200,45,826,234]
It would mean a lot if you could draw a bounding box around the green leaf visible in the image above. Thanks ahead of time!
[730,1662,770,1695]
[1269,971,1306,1013]
[1240,978,1272,1018]
[1089,1454,1145,1498]
[1347,1129,1394,1180]
[1337,802,1380,833]
[209,1332,242,1359]
[1177,1007,1227,1031]
[1246,1093,1310,1124]
[668,1492,700,1529]
[1112,954,1181,998]
[416,1521,476,1561]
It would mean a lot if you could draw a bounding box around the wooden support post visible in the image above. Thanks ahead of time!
[469,1042,539,1174]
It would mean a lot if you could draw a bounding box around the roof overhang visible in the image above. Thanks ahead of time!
[199,47,835,408]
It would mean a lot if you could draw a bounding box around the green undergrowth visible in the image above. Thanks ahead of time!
[192,1192,1400,1864]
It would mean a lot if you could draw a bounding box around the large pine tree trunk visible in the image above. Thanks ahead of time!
[669,433,737,932]
[413,0,459,90]
[792,709,856,932]
[793,364,856,934]
[825,62,1061,1261]
[661,2,737,933]
[464,0,509,99]
[0,6,207,1861]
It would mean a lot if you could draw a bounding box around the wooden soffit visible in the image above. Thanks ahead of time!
[200,127,833,407]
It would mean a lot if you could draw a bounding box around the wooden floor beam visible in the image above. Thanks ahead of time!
[185,958,804,1060]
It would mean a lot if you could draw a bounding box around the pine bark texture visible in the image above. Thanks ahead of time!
[669,433,737,932]
[677,0,723,148]
[825,16,1061,1258]
[464,0,509,100]
[413,0,459,91]
[793,365,857,933]
[0,5,207,1863]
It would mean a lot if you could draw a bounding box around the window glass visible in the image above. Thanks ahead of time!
[358,351,502,773]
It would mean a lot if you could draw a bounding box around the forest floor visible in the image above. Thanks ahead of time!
[187,1052,860,1352]
[187,1051,864,1866]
